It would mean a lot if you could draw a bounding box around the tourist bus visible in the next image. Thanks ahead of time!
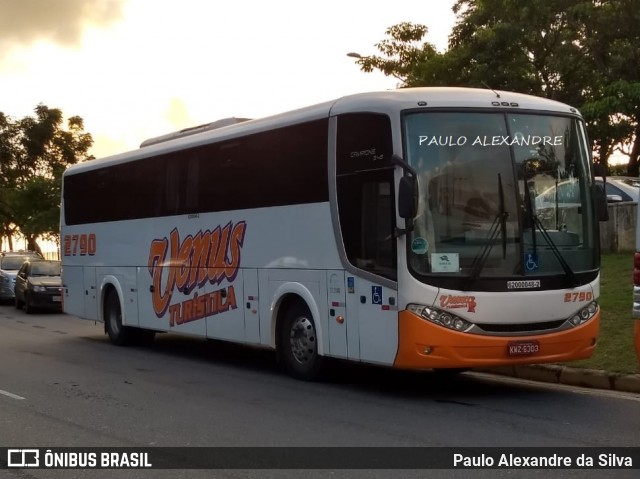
[60,87,606,380]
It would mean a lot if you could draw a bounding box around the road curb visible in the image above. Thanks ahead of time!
[478,365,640,393]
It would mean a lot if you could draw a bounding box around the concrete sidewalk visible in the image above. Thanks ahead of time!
[480,364,640,394]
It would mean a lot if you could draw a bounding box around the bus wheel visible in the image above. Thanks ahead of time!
[104,291,133,346]
[280,302,324,380]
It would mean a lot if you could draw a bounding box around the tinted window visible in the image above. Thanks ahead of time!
[336,113,396,280]
[30,261,61,276]
[64,119,329,225]
[1,257,28,270]
[0,253,41,270]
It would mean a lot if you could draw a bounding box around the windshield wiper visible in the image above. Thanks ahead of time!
[522,179,578,287]
[498,173,507,258]
[465,174,508,290]
[530,214,578,287]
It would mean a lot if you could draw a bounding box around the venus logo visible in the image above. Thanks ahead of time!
[147,221,246,320]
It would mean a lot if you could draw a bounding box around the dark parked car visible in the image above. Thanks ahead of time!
[0,251,44,303]
[14,259,62,313]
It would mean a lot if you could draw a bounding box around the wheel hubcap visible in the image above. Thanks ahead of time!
[289,316,316,364]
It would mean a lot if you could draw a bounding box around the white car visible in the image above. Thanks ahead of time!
[535,177,639,210]
[596,176,640,203]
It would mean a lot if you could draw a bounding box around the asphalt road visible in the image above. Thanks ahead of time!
[0,305,638,479]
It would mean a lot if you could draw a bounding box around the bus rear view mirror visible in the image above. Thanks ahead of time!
[398,176,418,219]
[592,163,609,221]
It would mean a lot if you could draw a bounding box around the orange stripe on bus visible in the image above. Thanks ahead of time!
[394,309,600,370]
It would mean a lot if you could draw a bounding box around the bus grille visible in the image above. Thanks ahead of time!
[474,319,566,334]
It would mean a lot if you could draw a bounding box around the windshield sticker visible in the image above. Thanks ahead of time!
[147,221,247,326]
[524,253,539,272]
[417,135,563,147]
[507,280,541,289]
[347,277,355,294]
[411,237,429,255]
[431,253,459,273]
[440,295,477,313]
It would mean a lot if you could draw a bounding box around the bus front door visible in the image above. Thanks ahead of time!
[327,271,348,358]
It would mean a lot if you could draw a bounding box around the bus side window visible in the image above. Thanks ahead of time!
[336,113,396,280]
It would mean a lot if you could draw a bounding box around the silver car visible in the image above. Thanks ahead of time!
[0,252,44,302]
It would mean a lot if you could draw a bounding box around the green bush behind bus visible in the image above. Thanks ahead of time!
[568,253,638,374]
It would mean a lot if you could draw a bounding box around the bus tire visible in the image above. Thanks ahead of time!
[104,290,134,346]
[280,301,324,381]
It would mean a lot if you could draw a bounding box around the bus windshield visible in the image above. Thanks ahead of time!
[403,111,597,285]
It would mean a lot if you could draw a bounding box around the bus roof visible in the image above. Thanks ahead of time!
[329,87,580,115]
[64,87,581,176]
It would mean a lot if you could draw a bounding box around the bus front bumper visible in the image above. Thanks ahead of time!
[393,310,600,370]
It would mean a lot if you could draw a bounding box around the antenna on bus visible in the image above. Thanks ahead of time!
[140,117,251,148]
[481,81,500,98]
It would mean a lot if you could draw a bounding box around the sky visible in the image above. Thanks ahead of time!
[0,0,458,159]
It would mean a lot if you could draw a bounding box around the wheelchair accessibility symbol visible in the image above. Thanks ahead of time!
[524,253,539,272]
[372,286,383,305]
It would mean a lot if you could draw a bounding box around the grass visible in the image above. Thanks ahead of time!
[567,253,640,375]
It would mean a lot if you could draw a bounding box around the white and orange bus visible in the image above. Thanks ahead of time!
[60,87,606,380]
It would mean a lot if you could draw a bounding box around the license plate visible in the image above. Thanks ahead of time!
[52,296,62,302]
[507,340,540,357]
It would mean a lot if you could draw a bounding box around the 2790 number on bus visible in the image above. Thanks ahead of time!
[63,233,96,256]
[507,340,540,357]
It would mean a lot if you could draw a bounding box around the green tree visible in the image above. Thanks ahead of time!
[577,0,640,174]
[351,0,640,171]
[351,22,442,86]
[446,0,593,105]
[0,112,22,250]
[0,105,93,254]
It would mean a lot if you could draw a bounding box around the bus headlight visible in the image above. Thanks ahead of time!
[567,301,598,327]
[407,304,472,332]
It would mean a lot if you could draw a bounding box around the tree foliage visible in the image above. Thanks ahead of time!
[353,23,442,86]
[352,0,640,173]
[0,105,93,254]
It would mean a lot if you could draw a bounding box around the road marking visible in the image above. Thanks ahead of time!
[0,388,25,400]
